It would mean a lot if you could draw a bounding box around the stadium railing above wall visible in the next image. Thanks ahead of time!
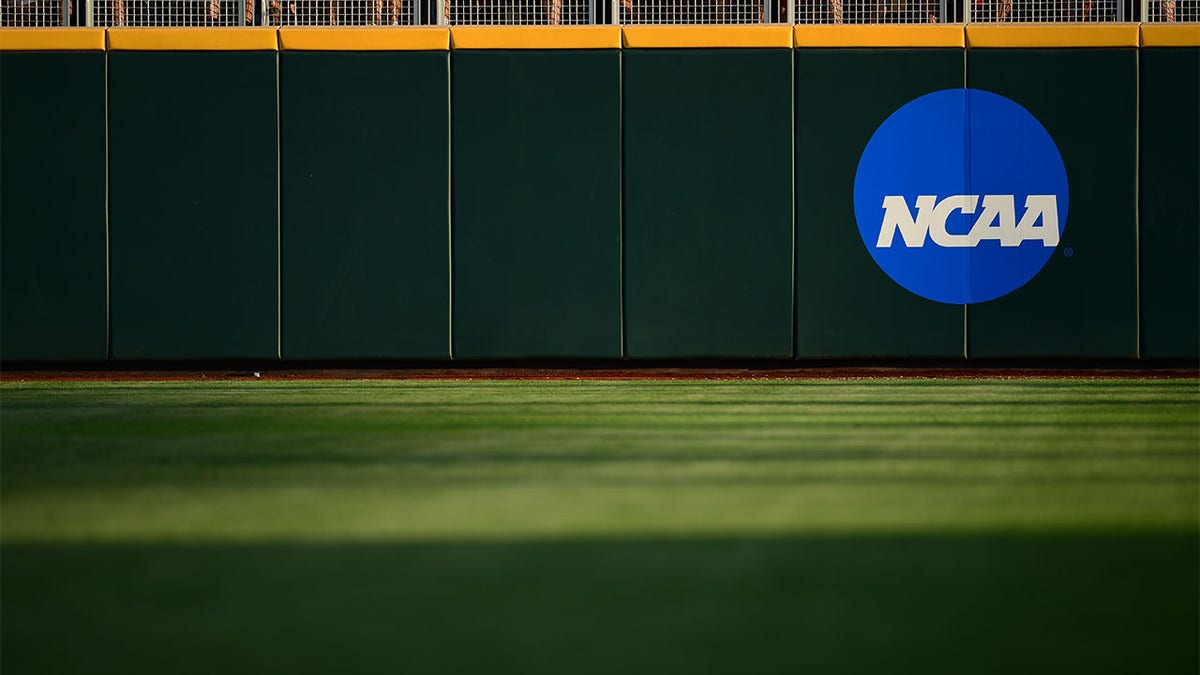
[0,0,1193,27]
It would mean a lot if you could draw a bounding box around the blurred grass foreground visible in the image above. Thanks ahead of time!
[2,379,1198,674]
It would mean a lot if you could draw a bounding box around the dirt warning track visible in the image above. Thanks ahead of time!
[3,366,1197,382]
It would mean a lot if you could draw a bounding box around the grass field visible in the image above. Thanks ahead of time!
[2,378,1197,674]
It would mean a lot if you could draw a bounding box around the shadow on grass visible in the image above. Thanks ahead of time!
[3,533,1196,675]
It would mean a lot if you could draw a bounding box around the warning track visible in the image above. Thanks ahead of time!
[2,366,1197,382]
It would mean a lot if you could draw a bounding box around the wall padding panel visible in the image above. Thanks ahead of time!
[966,49,1138,358]
[1139,47,1199,360]
[0,52,108,361]
[794,49,966,359]
[624,48,794,358]
[109,51,278,360]
[281,50,450,360]
[452,49,621,359]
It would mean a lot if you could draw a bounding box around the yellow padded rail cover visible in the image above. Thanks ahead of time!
[795,25,965,48]
[1140,24,1200,47]
[622,25,793,48]
[279,27,449,50]
[966,24,1140,48]
[0,28,106,51]
[107,28,279,51]
[450,26,620,49]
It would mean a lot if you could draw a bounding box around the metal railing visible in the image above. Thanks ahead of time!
[2,0,70,26]
[440,0,594,24]
[1,0,1191,27]
[265,0,417,25]
[620,0,784,24]
[794,0,940,23]
[1143,0,1193,20]
[86,0,251,25]
[965,0,1126,21]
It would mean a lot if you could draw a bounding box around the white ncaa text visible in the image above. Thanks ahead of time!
[876,195,1060,249]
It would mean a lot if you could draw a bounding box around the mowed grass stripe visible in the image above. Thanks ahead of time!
[1,379,1196,675]
[1,379,1195,541]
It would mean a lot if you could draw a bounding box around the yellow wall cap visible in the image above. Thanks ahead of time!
[0,28,106,51]
[622,25,793,48]
[107,28,279,51]
[6,22,1190,53]
[280,27,449,50]
[966,24,1140,48]
[1140,24,1200,47]
[450,26,620,49]
[795,24,965,48]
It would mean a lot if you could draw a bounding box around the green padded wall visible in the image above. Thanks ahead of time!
[281,51,450,360]
[966,49,1138,358]
[1140,47,1199,359]
[108,51,278,360]
[794,49,965,359]
[3,42,1182,365]
[624,49,793,358]
[0,52,107,361]
[452,50,621,359]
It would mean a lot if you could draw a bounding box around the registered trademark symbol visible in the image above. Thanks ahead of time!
[1063,247,1074,258]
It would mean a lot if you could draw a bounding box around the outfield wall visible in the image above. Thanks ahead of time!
[1,25,1197,362]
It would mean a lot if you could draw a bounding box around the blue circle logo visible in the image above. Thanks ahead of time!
[853,89,1068,305]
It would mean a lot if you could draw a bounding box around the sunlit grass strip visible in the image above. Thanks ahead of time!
[2,379,1196,543]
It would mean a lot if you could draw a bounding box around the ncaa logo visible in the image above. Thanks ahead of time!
[853,89,1069,305]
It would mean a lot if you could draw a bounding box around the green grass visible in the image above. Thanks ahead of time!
[2,379,1197,674]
